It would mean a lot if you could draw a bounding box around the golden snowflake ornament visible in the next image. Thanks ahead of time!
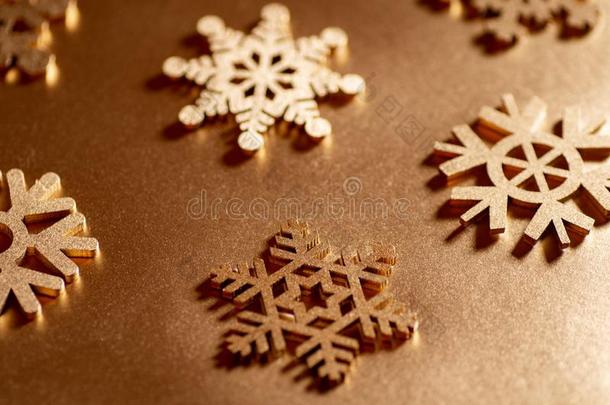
[425,0,600,51]
[163,3,365,154]
[0,169,98,318]
[208,220,417,387]
[0,0,70,76]
[434,94,610,249]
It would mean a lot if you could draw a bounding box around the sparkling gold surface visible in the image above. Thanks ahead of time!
[1,0,610,404]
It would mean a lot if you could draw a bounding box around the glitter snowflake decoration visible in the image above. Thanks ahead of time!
[163,3,365,153]
[423,0,600,51]
[208,220,417,387]
[0,169,98,318]
[434,94,610,248]
[0,0,70,76]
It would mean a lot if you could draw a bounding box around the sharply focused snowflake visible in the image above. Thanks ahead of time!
[163,3,365,153]
[0,0,70,76]
[434,94,610,248]
[208,220,417,387]
[0,169,98,318]
[422,0,600,51]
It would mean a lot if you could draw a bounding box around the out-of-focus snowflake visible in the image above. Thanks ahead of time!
[0,0,70,76]
[163,3,365,154]
[207,220,417,387]
[422,0,600,51]
[0,169,98,318]
[434,94,610,249]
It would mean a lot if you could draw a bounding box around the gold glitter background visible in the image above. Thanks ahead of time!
[1,0,609,404]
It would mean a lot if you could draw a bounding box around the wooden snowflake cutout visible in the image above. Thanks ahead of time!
[434,94,610,248]
[426,0,600,51]
[163,3,365,154]
[0,169,98,318]
[0,0,70,77]
[208,220,417,387]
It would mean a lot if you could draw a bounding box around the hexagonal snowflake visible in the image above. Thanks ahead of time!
[0,169,98,318]
[422,0,600,51]
[207,220,417,387]
[0,0,70,76]
[163,3,365,153]
[434,94,610,248]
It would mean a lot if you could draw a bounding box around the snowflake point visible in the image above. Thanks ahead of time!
[261,3,291,24]
[320,27,348,49]
[196,15,225,37]
[237,130,265,153]
[162,56,188,79]
[304,117,331,139]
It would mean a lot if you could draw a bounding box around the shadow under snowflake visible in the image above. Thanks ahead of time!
[200,220,418,390]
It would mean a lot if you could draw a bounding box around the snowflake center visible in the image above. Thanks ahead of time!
[243,65,288,102]
[251,65,275,83]
[488,133,584,203]
[298,283,333,311]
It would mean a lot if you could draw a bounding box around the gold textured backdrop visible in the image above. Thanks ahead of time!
[1,0,609,404]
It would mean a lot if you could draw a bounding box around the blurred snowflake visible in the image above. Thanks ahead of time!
[163,3,365,154]
[422,0,600,52]
[0,0,70,76]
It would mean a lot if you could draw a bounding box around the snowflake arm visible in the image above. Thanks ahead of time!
[5,169,76,221]
[561,106,610,150]
[479,94,547,135]
[269,219,327,262]
[31,213,98,282]
[226,311,287,357]
[335,245,417,342]
[525,200,593,248]
[580,166,610,217]
[0,265,64,316]
[210,259,273,308]
[363,294,417,341]
[434,125,491,178]
[294,328,359,383]
[451,186,509,234]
